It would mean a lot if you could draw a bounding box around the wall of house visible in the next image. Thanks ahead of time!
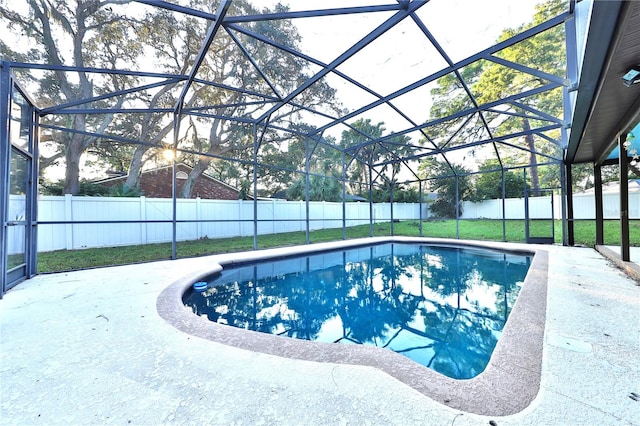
[100,165,240,200]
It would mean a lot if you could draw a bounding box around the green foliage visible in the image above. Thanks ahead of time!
[39,179,108,196]
[39,179,144,197]
[370,177,420,203]
[1,0,150,194]
[107,183,143,197]
[286,174,342,202]
[2,1,341,197]
[279,133,347,202]
[237,179,252,200]
[419,158,473,218]
[340,119,386,190]
[426,0,566,194]
[390,184,420,203]
[471,159,529,201]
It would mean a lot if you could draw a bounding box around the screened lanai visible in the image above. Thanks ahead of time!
[1,0,638,295]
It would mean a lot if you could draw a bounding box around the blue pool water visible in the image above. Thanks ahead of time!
[183,243,531,379]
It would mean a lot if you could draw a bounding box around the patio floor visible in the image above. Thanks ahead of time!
[1,241,639,425]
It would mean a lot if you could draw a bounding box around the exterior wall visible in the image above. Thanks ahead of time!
[100,164,241,200]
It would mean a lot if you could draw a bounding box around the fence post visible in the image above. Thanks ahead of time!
[322,200,326,231]
[64,194,73,250]
[140,196,147,244]
[196,197,202,239]
[272,198,276,234]
[238,199,244,237]
[419,181,423,237]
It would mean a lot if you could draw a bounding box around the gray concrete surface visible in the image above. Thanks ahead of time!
[1,241,639,425]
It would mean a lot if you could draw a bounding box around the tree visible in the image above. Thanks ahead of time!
[256,128,343,198]
[107,182,143,197]
[286,174,342,202]
[418,158,473,218]
[340,118,416,199]
[1,0,139,194]
[340,118,386,193]
[474,0,565,195]
[172,1,341,198]
[39,179,108,196]
[471,159,529,201]
[370,176,420,203]
[426,0,566,196]
[2,1,341,198]
[393,184,420,203]
[0,1,183,194]
[285,136,344,202]
[378,181,421,203]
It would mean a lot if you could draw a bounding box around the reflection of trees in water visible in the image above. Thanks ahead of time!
[339,253,422,345]
[418,304,505,379]
[184,244,530,379]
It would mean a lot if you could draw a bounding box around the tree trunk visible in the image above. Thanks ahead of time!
[124,146,147,189]
[180,157,211,198]
[63,153,81,194]
[62,115,89,194]
[523,118,541,196]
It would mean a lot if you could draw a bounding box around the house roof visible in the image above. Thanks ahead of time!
[94,163,242,193]
[577,179,640,194]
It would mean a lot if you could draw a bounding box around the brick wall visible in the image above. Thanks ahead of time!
[101,164,240,200]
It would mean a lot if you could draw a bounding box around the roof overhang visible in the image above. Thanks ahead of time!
[566,0,640,165]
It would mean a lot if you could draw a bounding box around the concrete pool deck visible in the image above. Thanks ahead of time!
[1,239,639,425]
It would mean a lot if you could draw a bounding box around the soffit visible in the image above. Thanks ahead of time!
[567,0,640,165]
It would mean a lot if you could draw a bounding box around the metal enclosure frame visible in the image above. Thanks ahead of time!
[7,0,632,294]
[1,64,39,297]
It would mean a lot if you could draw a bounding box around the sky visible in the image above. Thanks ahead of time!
[253,0,543,177]
[36,0,543,182]
[256,0,541,147]
[260,0,540,109]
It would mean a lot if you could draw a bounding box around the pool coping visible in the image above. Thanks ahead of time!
[156,237,548,416]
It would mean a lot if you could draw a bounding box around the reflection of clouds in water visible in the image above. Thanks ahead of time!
[426,253,444,268]
[184,243,531,379]
[315,315,344,343]
[460,274,501,313]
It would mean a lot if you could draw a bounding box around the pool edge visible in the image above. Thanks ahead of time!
[156,237,547,416]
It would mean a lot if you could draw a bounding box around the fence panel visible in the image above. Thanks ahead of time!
[345,202,369,227]
[143,198,174,244]
[34,192,638,252]
[36,196,66,251]
[34,197,398,251]
[392,203,422,220]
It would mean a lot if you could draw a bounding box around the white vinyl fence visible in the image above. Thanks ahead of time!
[14,191,639,253]
[35,195,425,252]
[461,192,640,220]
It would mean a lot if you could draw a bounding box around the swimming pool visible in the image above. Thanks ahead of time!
[157,237,548,415]
[183,243,531,380]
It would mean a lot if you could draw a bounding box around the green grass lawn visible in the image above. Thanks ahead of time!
[37,219,639,273]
